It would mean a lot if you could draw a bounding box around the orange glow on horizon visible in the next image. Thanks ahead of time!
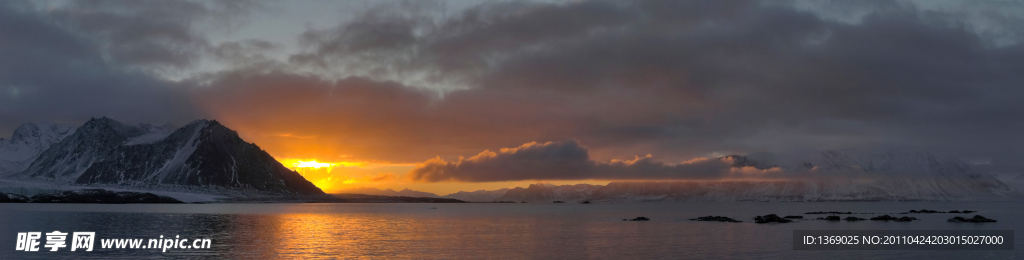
[294,160,333,169]
[277,158,411,192]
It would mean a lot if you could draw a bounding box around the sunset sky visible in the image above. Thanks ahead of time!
[2,0,1024,194]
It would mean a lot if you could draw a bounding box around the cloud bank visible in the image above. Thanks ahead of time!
[4,0,1024,174]
[407,140,781,182]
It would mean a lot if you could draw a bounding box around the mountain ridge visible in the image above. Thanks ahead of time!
[10,117,324,195]
[0,122,76,175]
[333,187,440,198]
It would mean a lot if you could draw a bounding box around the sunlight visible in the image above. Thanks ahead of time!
[279,159,370,173]
[294,160,333,169]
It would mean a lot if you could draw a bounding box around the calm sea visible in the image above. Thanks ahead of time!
[0,202,1020,259]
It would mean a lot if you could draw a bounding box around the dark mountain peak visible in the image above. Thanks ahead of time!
[8,121,72,142]
[179,119,213,128]
[78,117,145,137]
[18,117,324,196]
[10,123,42,141]
[526,183,552,190]
[83,116,115,126]
[195,120,242,140]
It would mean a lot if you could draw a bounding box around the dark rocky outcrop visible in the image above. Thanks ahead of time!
[908,209,944,213]
[817,215,841,221]
[754,214,793,223]
[783,215,803,219]
[624,217,650,221]
[553,201,565,203]
[25,189,182,203]
[948,215,996,223]
[580,201,591,204]
[845,216,867,221]
[0,193,29,203]
[690,216,742,222]
[870,215,918,222]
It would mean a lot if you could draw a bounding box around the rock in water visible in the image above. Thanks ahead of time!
[625,217,650,221]
[690,216,742,222]
[947,215,997,223]
[754,214,792,223]
[817,215,841,221]
[870,215,918,222]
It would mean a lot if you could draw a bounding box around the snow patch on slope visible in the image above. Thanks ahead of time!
[0,122,75,175]
[123,123,176,145]
[149,121,208,183]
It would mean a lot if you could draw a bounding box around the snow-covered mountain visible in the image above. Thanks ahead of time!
[443,188,510,202]
[0,122,75,175]
[13,117,323,195]
[334,187,440,197]
[588,178,1008,202]
[498,184,602,202]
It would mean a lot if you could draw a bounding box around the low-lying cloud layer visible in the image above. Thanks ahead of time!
[407,140,781,182]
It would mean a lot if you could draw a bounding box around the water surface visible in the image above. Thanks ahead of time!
[0,202,1020,259]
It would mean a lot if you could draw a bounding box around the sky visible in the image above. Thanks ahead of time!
[2,0,1024,195]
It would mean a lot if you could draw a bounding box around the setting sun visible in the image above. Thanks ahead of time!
[279,159,370,173]
[274,158,410,192]
[292,160,333,169]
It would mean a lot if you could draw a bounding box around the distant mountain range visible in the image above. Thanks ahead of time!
[0,122,75,174]
[443,188,510,202]
[341,148,1015,202]
[1,118,323,195]
[333,187,441,198]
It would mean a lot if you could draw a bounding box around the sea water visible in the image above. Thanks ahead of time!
[0,202,1020,259]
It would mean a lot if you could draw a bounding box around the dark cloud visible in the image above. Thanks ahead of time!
[0,0,202,135]
[276,0,1024,172]
[45,0,260,70]
[407,140,776,182]
[211,39,281,67]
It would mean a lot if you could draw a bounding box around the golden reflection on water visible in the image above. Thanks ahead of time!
[214,210,711,259]
[223,213,417,259]
[217,210,552,259]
